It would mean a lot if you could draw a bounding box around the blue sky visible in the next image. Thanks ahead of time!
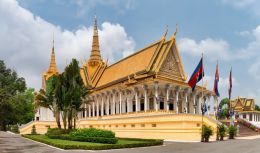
[1,0,260,104]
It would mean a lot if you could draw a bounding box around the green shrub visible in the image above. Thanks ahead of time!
[31,125,37,134]
[22,135,163,150]
[46,128,118,144]
[202,125,213,142]
[229,125,237,139]
[69,128,115,138]
[218,125,226,141]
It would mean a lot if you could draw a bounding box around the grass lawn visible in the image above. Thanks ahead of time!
[22,134,163,150]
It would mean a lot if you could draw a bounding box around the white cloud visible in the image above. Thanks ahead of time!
[178,38,232,61]
[0,0,135,90]
[221,0,260,17]
[204,75,238,91]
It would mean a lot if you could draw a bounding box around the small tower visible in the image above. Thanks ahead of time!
[88,15,102,66]
[42,37,59,89]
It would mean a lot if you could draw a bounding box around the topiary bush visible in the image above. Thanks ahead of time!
[45,128,118,144]
[202,125,213,142]
[69,128,116,138]
[229,125,237,139]
[31,125,37,134]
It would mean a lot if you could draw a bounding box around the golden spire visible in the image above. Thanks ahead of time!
[48,35,58,73]
[89,15,102,66]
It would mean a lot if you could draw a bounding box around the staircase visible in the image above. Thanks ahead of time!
[236,122,260,137]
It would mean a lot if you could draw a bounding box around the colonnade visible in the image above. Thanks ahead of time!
[79,82,213,118]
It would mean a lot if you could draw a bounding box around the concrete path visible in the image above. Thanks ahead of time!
[1,131,260,153]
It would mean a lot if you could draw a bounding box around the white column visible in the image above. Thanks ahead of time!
[135,89,139,112]
[92,102,95,117]
[166,87,170,111]
[127,92,133,113]
[88,104,91,117]
[101,95,104,116]
[154,83,159,111]
[122,97,126,113]
[112,92,116,114]
[144,86,148,112]
[84,103,87,118]
[185,92,188,114]
[106,95,110,115]
[96,99,99,117]
[119,91,122,114]
[176,90,179,114]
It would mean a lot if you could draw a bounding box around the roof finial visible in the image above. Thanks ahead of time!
[163,25,168,39]
[47,32,58,74]
[174,24,178,37]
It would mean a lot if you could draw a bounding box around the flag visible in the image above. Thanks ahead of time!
[188,57,204,91]
[213,63,220,97]
[201,102,207,115]
[228,68,232,100]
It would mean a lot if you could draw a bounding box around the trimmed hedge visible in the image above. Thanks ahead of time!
[69,128,115,138]
[46,128,118,144]
[22,135,163,150]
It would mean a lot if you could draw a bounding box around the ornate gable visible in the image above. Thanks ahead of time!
[158,46,184,81]
[155,39,186,82]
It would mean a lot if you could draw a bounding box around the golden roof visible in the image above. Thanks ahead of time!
[91,33,186,89]
[231,97,255,112]
[96,40,162,87]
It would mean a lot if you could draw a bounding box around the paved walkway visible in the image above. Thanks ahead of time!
[1,131,260,153]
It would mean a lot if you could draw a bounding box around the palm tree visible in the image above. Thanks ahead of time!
[34,75,61,129]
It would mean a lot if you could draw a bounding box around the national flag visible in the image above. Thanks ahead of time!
[188,57,204,91]
[213,63,220,97]
[228,68,232,100]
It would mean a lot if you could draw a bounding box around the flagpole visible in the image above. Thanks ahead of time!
[201,52,204,142]
[216,60,219,140]
[229,67,233,127]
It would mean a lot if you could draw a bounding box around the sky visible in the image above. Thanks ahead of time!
[1,0,260,105]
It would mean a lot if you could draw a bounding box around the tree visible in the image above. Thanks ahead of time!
[255,104,260,111]
[57,59,87,129]
[35,75,61,129]
[10,88,35,125]
[0,60,26,130]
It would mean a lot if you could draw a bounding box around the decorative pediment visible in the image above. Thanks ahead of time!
[157,42,186,82]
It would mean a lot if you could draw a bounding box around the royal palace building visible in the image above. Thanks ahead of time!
[20,17,219,141]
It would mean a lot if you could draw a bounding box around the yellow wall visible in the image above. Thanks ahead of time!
[20,113,218,141]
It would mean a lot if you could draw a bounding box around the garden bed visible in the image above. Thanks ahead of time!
[22,134,163,150]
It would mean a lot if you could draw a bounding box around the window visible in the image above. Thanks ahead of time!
[141,124,145,127]
[131,124,135,128]
[116,125,118,128]
[151,124,157,127]
[123,125,126,128]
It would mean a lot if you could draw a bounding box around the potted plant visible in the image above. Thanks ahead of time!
[202,125,213,142]
[218,125,226,141]
[228,125,237,139]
